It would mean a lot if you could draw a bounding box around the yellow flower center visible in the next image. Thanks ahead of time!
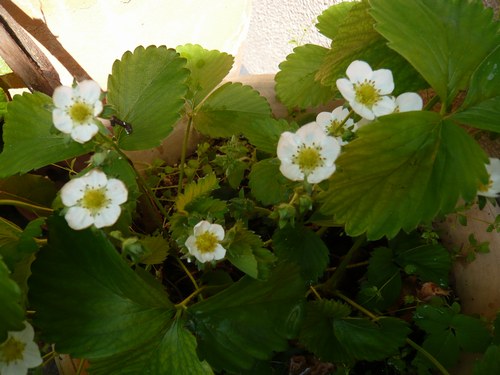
[195,232,219,254]
[354,81,380,107]
[327,120,343,137]
[478,178,493,192]
[294,146,323,174]
[81,188,109,214]
[69,102,93,124]
[1,337,26,363]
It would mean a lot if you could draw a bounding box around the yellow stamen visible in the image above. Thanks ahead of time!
[195,232,219,253]
[69,102,93,123]
[354,80,380,107]
[1,337,26,363]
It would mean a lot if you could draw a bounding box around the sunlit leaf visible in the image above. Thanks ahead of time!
[29,216,174,360]
[370,0,500,107]
[0,92,93,178]
[319,112,488,240]
[189,265,305,372]
[176,44,234,107]
[273,225,329,281]
[275,44,335,108]
[175,173,218,213]
[107,45,188,150]
[195,82,272,138]
[316,1,356,40]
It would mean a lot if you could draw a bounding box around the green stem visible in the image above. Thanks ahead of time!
[97,133,169,219]
[331,108,355,135]
[424,95,440,111]
[0,199,53,215]
[324,235,365,292]
[175,256,200,292]
[337,291,450,375]
[76,359,86,375]
[177,115,194,194]
[175,286,206,310]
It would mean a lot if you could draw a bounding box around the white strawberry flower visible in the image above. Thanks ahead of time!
[336,60,396,120]
[277,122,341,183]
[316,106,358,145]
[52,80,103,143]
[185,221,226,263]
[60,169,128,230]
[478,158,500,198]
[0,322,42,375]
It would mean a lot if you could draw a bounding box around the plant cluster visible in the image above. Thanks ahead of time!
[1,0,499,374]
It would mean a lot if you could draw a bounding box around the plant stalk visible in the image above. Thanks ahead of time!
[177,115,194,194]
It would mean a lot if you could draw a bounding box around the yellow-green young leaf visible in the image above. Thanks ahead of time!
[315,0,426,94]
[319,111,488,240]
[452,45,500,133]
[107,46,189,150]
[0,92,94,178]
[176,173,218,213]
[316,1,356,40]
[370,0,500,107]
[176,44,234,107]
[189,265,305,372]
[194,82,272,138]
[0,258,24,342]
[275,44,335,109]
[29,216,174,360]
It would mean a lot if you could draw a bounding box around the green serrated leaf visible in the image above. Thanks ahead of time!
[0,92,93,178]
[357,247,401,310]
[370,0,500,107]
[319,112,488,240]
[452,45,500,133]
[249,158,293,206]
[176,44,234,107]
[176,173,218,213]
[107,45,188,150]
[395,243,452,286]
[226,222,276,280]
[315,1,426,94]
[195,82,272,138]
[275,44,335,109]
[189,264,305,372]
[243,118,298,155]
[0,258,25,342]
[273,225,329,282]
[139,235,169,265]
[29,216,174,359]
[299,300,353,363]
[473,345,500,375]
[316,2,357,40]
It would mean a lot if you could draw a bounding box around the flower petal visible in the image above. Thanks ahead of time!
[396,92,423,112]
[212,244,227,260]
[193,220,212,236]
[65,207,94,230]
[351,101,375,120]
[83,169,108,189]
[93,205,121,228]
[75,80,102,104]
[307,165,336,183]
[336,78,355,102]
[2,363,28,375]
[279,162,304,181]
[71,124,99,144]
[373,96,397,117]
[52,110,73,133]
[297,122,325,146]
[372,68,394,95]
[52,86,74,108]
[106,179,128,205]
[316,111,333,128]
[22,342,43,367]
[320,137,341,164]
[346,60,373,83]
[208,223,225,241]
[60,179,86,206]
[277,131,299,161]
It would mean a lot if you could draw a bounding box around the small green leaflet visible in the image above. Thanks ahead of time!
[414,303,491,370]
[315,1,357,40]
[175,173,218,213]
[107,45,189,150]
[194,82,272,138]
[273,224,329,282]
[176,44,234,107]
[370,0,500,107]
[299,299,410,363]
[275,44,335,109]
[0,258,25,342]
[0,92,94,178]
[318,112,488,240]
[243,118,298,155]
[188,264,305,372]
[249,158,294,206]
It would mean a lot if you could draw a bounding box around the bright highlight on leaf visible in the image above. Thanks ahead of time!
[60,169,128,230]
[52,80,103,144]
[277,122,341,184]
